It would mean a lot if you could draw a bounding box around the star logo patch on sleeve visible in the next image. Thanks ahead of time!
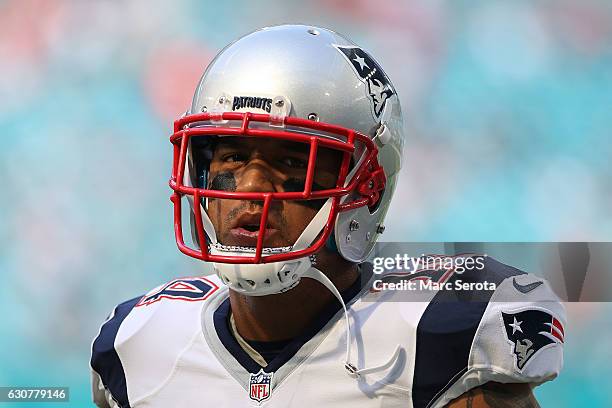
[501,309,564,370]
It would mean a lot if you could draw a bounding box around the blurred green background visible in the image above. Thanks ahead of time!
[1,0,611,406]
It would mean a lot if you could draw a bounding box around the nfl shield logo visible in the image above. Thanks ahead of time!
[249,369,273,403]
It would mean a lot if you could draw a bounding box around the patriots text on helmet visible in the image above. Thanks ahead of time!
[232,96,273,113]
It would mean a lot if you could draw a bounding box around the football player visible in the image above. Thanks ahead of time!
[91,25,565,407]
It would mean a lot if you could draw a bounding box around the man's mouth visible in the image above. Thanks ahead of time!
[230,225,278,239]
[229,213,280,245]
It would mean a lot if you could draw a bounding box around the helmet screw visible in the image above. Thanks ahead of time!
[349,220,360,231]
[346,234,351,242]
[218,96,226,104]
[307,112,319,121]
[275,99,285,107]
[366,232,372,241]
[201,106,208,112]
[376,224,386,234]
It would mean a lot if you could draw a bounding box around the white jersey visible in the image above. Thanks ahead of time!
[91,257,565,408]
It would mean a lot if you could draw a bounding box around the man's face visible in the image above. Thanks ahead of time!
[204,137,343,248]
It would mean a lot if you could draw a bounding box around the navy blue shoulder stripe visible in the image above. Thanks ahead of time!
[91,296,141,408]
[412,256,525,408]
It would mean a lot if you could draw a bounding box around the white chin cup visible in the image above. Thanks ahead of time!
[212,247,313,296]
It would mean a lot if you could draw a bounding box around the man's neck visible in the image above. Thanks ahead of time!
[229,254,359,342]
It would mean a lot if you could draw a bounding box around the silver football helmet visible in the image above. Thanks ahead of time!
[169,24,404,296]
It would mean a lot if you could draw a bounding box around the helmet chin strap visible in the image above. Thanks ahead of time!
[302,267,401,378]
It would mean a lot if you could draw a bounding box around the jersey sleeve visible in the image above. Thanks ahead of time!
[90,296,142,408]
[435,273,566,407]
[89,276,221,407]
[470,274,565,382]
[91,369,119,408]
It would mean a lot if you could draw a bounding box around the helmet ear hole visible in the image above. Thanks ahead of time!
[368,187,385,213]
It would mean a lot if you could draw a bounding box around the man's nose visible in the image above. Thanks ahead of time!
[235,158,277,193]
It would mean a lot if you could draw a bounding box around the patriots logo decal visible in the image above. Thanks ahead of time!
[136,277,218,307]
[502,310,564,370]
[334,45,396,120]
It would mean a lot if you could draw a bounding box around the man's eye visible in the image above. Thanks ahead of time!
[223,153,248,163]
[281,157,308,169]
